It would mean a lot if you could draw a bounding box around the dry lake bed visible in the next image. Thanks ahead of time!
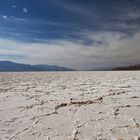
[0,71,140,140]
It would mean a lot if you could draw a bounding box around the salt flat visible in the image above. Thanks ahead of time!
[0,71,140,140]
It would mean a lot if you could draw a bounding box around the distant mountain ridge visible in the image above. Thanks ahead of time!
[0,61,74,71]
[113,64,140,70]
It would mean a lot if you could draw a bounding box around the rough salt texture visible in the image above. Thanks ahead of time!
[0,71,140,140]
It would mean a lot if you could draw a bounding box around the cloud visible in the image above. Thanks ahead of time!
[2,15,7,19]
[22,8,28,13]
[0,0,140,70]
[1,0,140,43]
[49,0,92,17]
[0,31,140,70]
[12,5,17,8]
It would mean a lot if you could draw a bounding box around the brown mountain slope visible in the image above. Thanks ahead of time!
[113,64,140,70]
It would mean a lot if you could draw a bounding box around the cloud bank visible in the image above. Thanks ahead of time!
[0,31,140,70]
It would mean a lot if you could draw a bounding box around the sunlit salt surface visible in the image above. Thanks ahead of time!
[0,71,140,140]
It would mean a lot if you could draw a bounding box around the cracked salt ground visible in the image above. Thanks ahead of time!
[0,71,140,140]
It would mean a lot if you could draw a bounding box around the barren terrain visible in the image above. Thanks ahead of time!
[0,71,140,140]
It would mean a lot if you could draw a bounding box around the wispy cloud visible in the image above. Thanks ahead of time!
[22,8,28,13]
[48,0,93,17]
[1,0,140,42]
[12,5,17,8]
[2,15,7,19]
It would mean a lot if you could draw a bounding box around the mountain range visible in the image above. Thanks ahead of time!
[0,61,140,71]
[0,61,74,71]
[113,64,140,70]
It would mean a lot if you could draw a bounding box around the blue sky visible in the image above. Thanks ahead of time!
[0,0,140,70]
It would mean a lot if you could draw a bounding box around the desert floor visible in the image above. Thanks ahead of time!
[0,71,140,140]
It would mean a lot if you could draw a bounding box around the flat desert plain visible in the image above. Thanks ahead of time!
[0,71,140,140]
